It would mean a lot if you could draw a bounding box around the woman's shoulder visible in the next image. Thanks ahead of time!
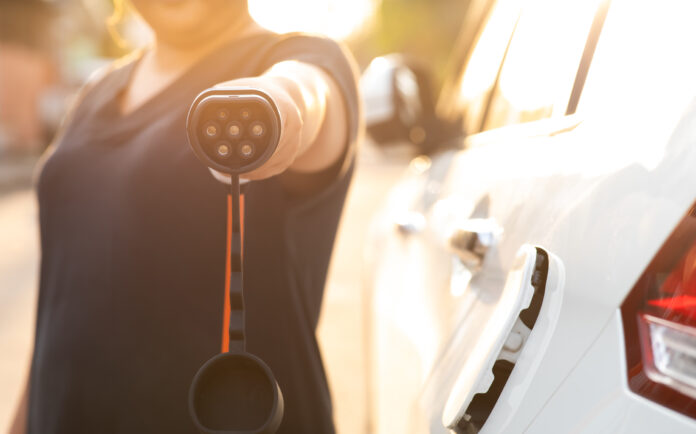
[81,49,145,97]
[46,50,144,144]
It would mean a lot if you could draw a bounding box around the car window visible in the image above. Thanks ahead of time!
[438,0,522,136]
[482,0,602,131]
[578,0,696,129]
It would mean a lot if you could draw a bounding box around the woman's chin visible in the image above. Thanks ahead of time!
[132,0,246,48]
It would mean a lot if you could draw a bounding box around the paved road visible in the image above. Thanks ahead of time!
[0,146,410,433]
[0,190,39,433]
[318,147,408,434]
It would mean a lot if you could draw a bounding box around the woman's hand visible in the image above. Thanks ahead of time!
[232,77,305,181]
[209,61,346,182]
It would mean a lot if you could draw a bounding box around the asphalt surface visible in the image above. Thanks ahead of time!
[0,145,410,433]
[0,189,39,433]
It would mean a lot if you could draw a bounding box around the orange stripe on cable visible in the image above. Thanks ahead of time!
[221,193,244,353]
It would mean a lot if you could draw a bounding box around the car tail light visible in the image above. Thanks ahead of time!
[621,203,696,418]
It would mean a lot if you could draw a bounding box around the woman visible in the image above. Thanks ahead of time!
[10,1,361,432]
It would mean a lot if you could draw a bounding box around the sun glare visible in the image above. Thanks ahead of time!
[249,0,377,40]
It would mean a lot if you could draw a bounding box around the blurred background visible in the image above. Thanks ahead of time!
[0,0,468,160]
[0,0,469,432]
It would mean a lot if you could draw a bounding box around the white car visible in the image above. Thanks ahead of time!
[362,0,696,432]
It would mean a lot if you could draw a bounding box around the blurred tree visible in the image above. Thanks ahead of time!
[0,0,60,153]
[0,0,125,153]
[0,0,58,51]
[348,0,471,89]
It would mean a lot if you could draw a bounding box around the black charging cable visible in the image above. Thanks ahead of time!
[187,87,284,434]
[227,174,245,352]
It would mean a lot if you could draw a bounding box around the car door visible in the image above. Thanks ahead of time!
[367,0,610,432]
[370,0,696,433]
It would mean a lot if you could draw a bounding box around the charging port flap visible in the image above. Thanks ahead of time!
[442,245,550,433]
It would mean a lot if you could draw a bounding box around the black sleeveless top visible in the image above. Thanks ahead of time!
[29,32,360,434]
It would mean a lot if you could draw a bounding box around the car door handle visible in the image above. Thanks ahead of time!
[447,218,501,271]
[394,210,426,235]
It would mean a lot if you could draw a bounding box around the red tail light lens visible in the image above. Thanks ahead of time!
[622,204,696,418]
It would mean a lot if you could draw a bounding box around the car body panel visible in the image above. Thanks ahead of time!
[526,312,696,434]
[372,101,696,432]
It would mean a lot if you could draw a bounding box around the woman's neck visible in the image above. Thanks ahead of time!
[149,13,263,71]
[120,14,266,116]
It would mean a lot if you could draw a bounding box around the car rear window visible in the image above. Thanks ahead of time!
[577,0,696,136]
[482,0,601,131]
